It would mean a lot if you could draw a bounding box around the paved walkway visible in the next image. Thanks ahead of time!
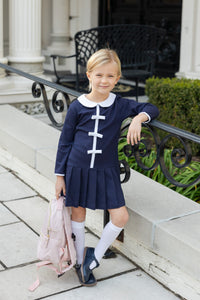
[0,164,182,300]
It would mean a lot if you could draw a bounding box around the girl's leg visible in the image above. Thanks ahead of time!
[89,206,129,269]
[71,207,86,265]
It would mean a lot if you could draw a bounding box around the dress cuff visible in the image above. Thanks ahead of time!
[139,112,151,123]
[55,173,65,176]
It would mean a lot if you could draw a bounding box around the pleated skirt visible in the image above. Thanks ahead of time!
[65,165,125,210]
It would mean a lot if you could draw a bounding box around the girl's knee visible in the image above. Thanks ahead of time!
[109,206,129,228]
[71,206,86,222]
[121,209,129,226]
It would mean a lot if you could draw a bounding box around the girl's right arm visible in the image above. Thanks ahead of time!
[54,101,78,199]
[55,175,66,200]
[55,104,77,175]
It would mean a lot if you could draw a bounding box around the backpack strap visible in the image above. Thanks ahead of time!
[29,278,40,292]
[29,260,64,292]
[29,261,50,292]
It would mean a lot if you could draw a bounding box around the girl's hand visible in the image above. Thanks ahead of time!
[127,113,148,145]
[55,176,66,200]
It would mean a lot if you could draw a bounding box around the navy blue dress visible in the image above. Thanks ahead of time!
[55,93,159,210]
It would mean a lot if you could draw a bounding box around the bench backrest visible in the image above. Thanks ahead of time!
[74,24,165,75]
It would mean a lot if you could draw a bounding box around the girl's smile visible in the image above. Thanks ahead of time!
[86,62,120,102]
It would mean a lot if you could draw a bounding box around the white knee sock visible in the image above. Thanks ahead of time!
[71,220,85,265]
[89,221,123,270]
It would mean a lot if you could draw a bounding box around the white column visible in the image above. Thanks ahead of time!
[0,0,8,77]
[43,0,71,72]
[176,0,200,79]
[8,0,44,74]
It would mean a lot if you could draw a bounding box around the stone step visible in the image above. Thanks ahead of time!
[0,104,58,182]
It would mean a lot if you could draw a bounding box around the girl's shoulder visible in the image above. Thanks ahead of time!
[115,94,134,106]
[69,98,79,107]
[68,98,82,112]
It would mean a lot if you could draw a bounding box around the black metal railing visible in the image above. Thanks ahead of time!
[0,62,200,191]
[0,62,80,128]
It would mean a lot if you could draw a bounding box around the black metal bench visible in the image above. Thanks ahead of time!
[51,24,165,101]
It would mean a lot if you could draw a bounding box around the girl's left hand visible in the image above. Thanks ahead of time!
[127,113,148,145]
[127,117,142,145]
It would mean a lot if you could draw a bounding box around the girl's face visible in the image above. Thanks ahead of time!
[86,62,120,99]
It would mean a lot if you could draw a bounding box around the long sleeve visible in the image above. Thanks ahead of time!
[55,102,78,175]
[118,96,159,122]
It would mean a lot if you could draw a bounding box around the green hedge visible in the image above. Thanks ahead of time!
[145,77,200,154]
[145,77,200,133]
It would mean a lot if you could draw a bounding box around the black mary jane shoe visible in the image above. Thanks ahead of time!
[75,264,97,287]
[81,247,100,283]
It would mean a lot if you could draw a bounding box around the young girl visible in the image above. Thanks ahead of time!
[55,49,159,286]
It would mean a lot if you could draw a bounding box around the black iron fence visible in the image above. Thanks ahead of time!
[0,62,200,191]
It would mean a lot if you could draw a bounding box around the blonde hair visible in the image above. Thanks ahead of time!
[87,49,122,77]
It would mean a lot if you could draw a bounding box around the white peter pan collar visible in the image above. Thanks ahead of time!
[78,93,116,108]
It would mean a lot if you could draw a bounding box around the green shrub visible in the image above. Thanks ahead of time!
[145,77,200,154]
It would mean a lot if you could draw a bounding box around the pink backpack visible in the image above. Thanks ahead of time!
[29,196,76,291]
